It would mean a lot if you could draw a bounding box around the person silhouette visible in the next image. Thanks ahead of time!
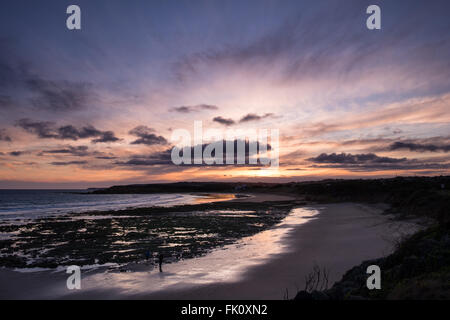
[145,250,150,264]
[158,253,164,272]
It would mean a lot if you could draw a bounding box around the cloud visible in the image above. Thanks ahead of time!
[41,146,90,157]
[117,140,272,167]
[306,152,450,173]
[26,78,93,112]
[172,1,450,96]
[0,38,24,88]
[299,94,450,138]
[9,151,25,156]
[50,161,88,166]
[239,113,275,123]
[170,104,218,113]
[308,153,407,164]
[389,141,450,153]
[39,145,117,160]
[0,129,11,142]
[91,131,120,143]
[0,40,94,113]
[115,148,173,166]
[129,125,155,135]
[212,113,275,126]
[15,119,120,143]
[129,125,168,145]
[57,125,119,143]
[15,119,56,138]
[172,14,303,82]
[0,95,13,108]
[213,116,235,126]
[308,161,450,173]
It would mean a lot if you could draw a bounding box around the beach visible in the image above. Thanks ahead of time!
[0,201,420,300]
[139,203,420,299]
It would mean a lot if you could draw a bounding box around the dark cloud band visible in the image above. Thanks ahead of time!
[15,119,120,143]
[129,125,168,145]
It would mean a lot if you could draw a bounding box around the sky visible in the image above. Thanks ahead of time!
[0,0,450,188]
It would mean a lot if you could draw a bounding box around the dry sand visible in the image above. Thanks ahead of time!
[0,202,420,299]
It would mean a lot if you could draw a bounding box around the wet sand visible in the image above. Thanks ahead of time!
[230,193,298,203]
[192,192,298,203]
[0,202,419,299]
[138,203,420,299]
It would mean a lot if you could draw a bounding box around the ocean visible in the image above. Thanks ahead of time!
[0,189,206,220]
[0,189,295,271]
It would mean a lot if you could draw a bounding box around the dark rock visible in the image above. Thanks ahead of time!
[293,290,313,300]
[310,290,330,300]
[347,295,366,300]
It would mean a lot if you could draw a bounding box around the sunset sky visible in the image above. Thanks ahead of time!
[1,0,450,188]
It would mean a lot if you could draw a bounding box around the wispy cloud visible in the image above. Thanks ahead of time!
[307,152,450,173]
[40,145,91,157]
[50,160,88,166]
[0,129,11,142]
[0,39,95,114]
[389,141,450,153]
[26,78,94,112]
[298,94,450,138]
[0,95,13,108]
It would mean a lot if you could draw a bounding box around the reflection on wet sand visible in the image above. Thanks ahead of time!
[193,193,236,204]
[61,207,318,297]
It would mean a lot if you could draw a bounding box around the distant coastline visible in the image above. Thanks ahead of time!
[91,176,450,222]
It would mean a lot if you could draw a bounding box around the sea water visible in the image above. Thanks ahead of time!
[0,190,206,220]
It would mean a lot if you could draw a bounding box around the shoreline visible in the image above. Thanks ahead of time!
[138,203,421,299]
[0,202,420,299]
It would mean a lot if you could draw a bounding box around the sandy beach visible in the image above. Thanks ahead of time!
[0,202,420,300]
[138,202,419,299]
